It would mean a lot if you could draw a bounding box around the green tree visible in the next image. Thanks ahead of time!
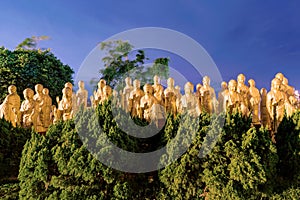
[99,40,169,88]
[16,36,50,50]
[0,47,74,102]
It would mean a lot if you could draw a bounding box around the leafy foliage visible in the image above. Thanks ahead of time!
[99,40,169,88]
[0,118,31,182]
[16,103,300,199]
[0,47,74,102]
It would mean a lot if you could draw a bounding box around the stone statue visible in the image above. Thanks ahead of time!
[129,79,144,118]
[56,87,73,122]
[260,88,271,129]
[94,79,106,106]
[76,80,88,108]
[33,84,48,133]
[218,81,228,113]
[42,88,53,128]
[175,85,182,112]
[180,82,200,116]
[199,76,217,114]
[223,80,243,114]
[164,77,177,115]
[20,88,37,129]
[0,85,21,127]
[100,85,112,104]
[248,79,261,124]
[64,82,77,112]
[237,74,250,115]
[122,77,133,112]
[266,78,286,133]
[152,75,164,105]
[140,84,158,122]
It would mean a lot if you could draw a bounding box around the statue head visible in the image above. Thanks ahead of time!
[78,81,85,89]
[65,82,73,90]
[203,76,210,86]
[228,80,237,92]
[275,73,284,82]
[237,74,246,84]
[8,85,17,94]
[35,84,44,94]
[271,78,281,91]
[42,88,49,95]
[98,79,106,89]
[62,87,72,98]
[167,77,175,88]
[125,77,132,86]
[184,82,193,94]
[175,85,181,94]
[103,85,112,97]
[196,83,202,92]
[153,75,160,85]
[248,79,256,87]
[221,81,227,90]
[143,84,153,95]
[260,88,267,96]
[23,88,34,100]
[133,79,140,89]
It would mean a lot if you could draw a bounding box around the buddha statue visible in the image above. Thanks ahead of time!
[129,79,144,118]
[248,79,261,124]
[199,76,217,114]
[76,80,88,108]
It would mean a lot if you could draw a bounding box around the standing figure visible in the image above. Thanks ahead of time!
[164,77,177,115]
[223,80,243,114]
[248,79,261,124]
[129,80,144,118]
[100,85,112,104]
[266,78,286,133]
[237,74,250,116]
[200,76,217,114]
[180,82,200,117]
[0,85,21,127]
[94,79,106,106]
[175,85,182,113]
[20,88,37,129]
[33,84,47,132]
[122,77,133,112]
[57,87,73,121]
[64,82,77,112]
[76,81,88,108]
[140,84,158,121]
[260,88,271,129]
[42,88,53,128]
[152,75,165,105]
[218,81,229,113]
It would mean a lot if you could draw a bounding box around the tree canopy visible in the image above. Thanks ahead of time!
[0,47,74,102]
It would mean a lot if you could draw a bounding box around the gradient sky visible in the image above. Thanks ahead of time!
[1,0,299,92]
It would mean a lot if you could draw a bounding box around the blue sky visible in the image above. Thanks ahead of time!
[1,0,299,92]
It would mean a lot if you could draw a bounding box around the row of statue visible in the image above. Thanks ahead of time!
[0,73,299,134]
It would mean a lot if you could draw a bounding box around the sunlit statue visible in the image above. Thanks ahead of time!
[64,82,77,112]
[175,85,182,112]
[260,88,271,129]
[237,74,250,115]
[94,79,106,107]
[20,88,37,129]
[267,78,286,133]
[180,82,200,116]
[140,84,157,121]
[0,85,21,127]
[129,79,144,118]
[248,79,261,124]
[33,84,47,133]
[112,89,121,108]
[152,75,164,105]
[76,80,88,108]
[223,80,243,114]
[164,77,177,115]
[199,76,217,114]
[56,87,73,122]
[42,88,52,128]
[100,85,112,104]
[122,77,133,112]
[218,81,229,113]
